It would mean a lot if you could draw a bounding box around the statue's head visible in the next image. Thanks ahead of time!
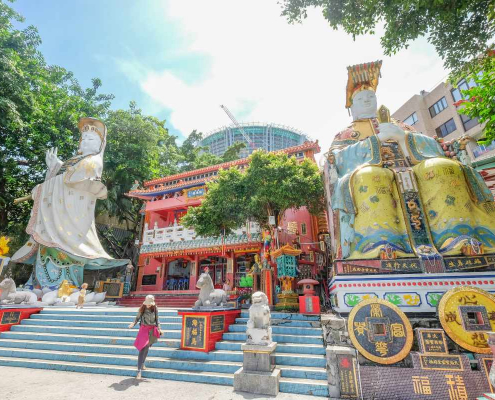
[251,291,268,305]
[77,117,106,156]
[350,90,378,121]
[196,272,213,289]
[345,61,382,121]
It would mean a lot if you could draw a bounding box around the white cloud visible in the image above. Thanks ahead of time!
[119,0,447,159]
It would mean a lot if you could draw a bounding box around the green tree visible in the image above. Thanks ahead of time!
[456,56,495,143]
[182,150,325,237]
[95,103,178,258]
[279,0,495,73]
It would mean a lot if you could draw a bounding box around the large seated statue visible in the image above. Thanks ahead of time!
[326,61,495,262]
[10,118,128,289]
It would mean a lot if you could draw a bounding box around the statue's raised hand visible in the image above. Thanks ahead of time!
[377,123,405,142]
[45,147,61,170]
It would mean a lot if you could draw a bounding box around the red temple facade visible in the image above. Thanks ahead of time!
[126,141,328,297]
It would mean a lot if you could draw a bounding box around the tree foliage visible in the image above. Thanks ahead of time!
[182,150,325,237]
[456,56,495,144]
[279,0,495,73]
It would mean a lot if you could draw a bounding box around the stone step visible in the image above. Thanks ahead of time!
[0,331,181,349]
[215,341,326,355]
[31,314,183,323]
[229,324,322,336]
[39,309,180,317]
[0,345,326,382]
[0,356,233,386]
[279,377,328,397]
[21,319,183,330]
[222,331,324,345]
[240,311,319,321]
[0,339,326,368]
[235,317,321,328]
[10,324,182,340]
[0,356,328,397]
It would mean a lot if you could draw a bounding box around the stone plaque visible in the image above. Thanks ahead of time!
[416,329,448,354]
[337,353,359,399]
[419,354,463,371]
[210,315,224,333]
[0,311,20,325]
[182,315,206,350]
[439,286,495,354]
[348,298,413,364]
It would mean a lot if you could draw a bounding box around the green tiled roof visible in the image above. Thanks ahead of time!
[140,233,262,254]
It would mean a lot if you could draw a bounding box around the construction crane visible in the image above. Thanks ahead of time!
[220,105,256,150]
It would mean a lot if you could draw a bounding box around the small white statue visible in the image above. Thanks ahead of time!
[246,291,272,346]
[194,270,228,308]
[0,278,37,305]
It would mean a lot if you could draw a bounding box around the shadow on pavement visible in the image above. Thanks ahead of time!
[109,377,150,391]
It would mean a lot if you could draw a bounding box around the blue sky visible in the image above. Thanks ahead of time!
[11,0,448,150]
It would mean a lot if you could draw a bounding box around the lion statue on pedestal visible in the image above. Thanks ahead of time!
[246,291,272,345]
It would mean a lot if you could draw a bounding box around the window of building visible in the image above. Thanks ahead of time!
[404,112,418,126]
[301,223,307,236]
[429,97,448,118]
[435,118,457,137]
[460,114,479,132]
[451,78,476,103]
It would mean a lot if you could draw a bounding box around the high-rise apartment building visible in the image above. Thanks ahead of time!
[392,79,495,194]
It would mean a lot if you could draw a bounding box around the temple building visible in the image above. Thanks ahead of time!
[126,141,328,299]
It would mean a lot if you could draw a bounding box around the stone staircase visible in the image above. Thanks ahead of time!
[0,308,328,397]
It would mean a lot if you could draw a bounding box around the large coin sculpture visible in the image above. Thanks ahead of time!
[348,298,413,364]
[438,286,495,354]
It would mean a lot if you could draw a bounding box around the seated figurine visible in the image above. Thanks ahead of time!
[325,60,495,262]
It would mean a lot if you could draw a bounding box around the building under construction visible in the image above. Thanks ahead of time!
[199,123,310,158]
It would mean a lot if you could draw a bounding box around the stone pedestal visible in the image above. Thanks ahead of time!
[234,342,280,396]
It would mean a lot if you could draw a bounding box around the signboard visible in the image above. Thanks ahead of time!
[142,274,157,286]
[269,216,276,226]
[337,353,359,399]
[0,311,20,325]
[417,329,448,354]
[419,355,463,371]
[182,315,206,350]
[380,259,422,273]
[210,315,225,333]
[444,256,493,271]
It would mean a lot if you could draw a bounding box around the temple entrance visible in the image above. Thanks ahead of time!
[200,256,227,289]
[163,258,191,290]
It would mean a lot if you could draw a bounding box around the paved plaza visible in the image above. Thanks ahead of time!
[0,366,315,400]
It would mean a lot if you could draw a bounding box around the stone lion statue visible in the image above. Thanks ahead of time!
[194,272,228,308]
[246,291,272,345]
[0,278,37,305]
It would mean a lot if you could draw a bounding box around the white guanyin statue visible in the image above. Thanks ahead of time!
[11,117,128,289]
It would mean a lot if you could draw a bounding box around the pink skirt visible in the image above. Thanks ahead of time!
[134,325,160,351]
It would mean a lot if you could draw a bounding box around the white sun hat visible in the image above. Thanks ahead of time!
[143,295,155,306]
